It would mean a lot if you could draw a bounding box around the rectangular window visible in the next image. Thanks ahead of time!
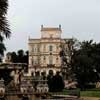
[43,56,46,60]
[32,59,34,65]
[37,47,40,52]
[43,45,46,52]
[32,47,34,52]
[35,48,37,52]
[49,59,53,64]
[49,56,53,64]
[49,45,53,51]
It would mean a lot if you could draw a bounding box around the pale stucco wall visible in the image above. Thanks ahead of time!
[28,26,70,76]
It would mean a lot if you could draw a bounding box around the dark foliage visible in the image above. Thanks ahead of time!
[60,39,100,90]
[0,0,11,61]
[72,40,100,89]
[0,0,11,38]
[47,71,64,92]
[6,50,28,64]
[0,68,12,85]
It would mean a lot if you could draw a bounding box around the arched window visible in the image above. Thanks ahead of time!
[49,45,53,51]
[31,71,34,76]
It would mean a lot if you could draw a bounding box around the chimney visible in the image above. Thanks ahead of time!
[41,25,43,30]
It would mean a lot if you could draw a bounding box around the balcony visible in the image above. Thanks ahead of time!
[47,64,55,68]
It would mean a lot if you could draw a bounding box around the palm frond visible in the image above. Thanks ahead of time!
[0,0,8,15]
[0,16,11,38]
[0,0,11,56]
[0,35,4,42]
[0,42,6,56]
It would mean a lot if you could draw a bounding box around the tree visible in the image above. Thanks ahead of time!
[0,0,11,38]
[17,50,24,63]
[47,71,64,92]
[0,42,6,61]
[0,0,11,61]
[52,72,64,92]
[60,39,100,89]
[23,51,28,64]
[72,40,100,89]
[47,70,54,92]
[11,52,17,63]
[60,38,79,80]
[6,50,29,64]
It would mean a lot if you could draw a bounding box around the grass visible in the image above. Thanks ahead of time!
[62,88,100,97]
[59,88,80,97]
[80,89,100,97]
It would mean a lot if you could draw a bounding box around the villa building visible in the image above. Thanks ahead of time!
[28,25,71,75]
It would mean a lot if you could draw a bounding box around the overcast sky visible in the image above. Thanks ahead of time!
[5,0,100,52]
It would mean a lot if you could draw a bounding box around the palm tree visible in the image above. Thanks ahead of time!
[0,43,6,61]
[0,0,11,38]
[0,0,11,60]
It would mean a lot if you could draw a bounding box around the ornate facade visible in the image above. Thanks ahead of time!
[28,25,70,75]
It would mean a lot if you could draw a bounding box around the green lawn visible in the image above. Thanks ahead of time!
[63,88,100,97]
[80,89,100,97]
[62,88,80,97]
